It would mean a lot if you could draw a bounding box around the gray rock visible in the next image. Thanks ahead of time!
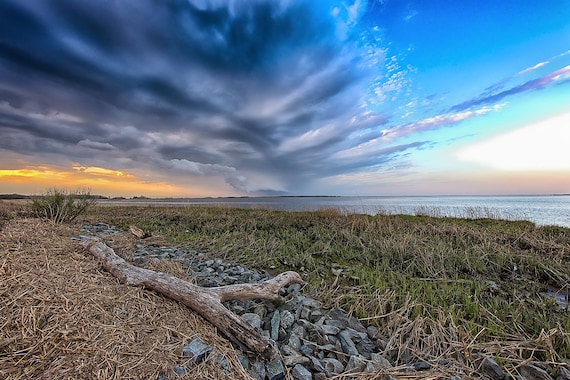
[557,367,570,380]
[482,357,505,380]
[366,325,379,337]
[283,355,310,367]
[291,323,306,338]
[281,344,299,356]
[338,330,360,356]
[345,355,367,373]
[518,364,553,380]
[241,313,262,331]
[251,360,266,380]
[182,337,212,363]
[173,365,185,375]
[270,310,281,340]
[412,361,432,371]
[328,308,367,333]
[366,353,393,371]
[266,357,286,380]
[299,345,313,356]
[237,353,249,369]
[319,324,340,335]
[307,355,326,372]
[215,355,228,369]
[280,310,295,329]
[324,319,346,329]
[310,310,323,322]
[321,358,345,377]
[288,333,302,350]
[292,364,313,380]
[450,377,462,380]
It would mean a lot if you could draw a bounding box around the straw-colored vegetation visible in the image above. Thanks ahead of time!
[2,200,570,379]
[30,188,98,224]
[0,204,252,380]
[91,205,570,375]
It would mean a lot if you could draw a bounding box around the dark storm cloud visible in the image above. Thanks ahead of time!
[0,0,398,193]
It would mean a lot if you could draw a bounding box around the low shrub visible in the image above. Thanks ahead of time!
[30,188,97,223]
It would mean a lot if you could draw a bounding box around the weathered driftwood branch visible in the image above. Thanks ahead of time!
[128,225,151,239]
[80,237,303,360]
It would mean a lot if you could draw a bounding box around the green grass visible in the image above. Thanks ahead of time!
[83,205,570,367]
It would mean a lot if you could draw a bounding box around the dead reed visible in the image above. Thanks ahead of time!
[87,205,570,376]
[0,217,252,379]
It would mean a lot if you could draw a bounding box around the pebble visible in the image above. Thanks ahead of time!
[78,224,557,380]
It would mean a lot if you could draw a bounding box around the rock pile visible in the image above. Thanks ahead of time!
[79,223,566,380]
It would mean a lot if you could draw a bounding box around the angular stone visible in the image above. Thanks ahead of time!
[280,310,295,329]
[288,333,302,350]
[287,283,302,295]
[321,358,345,377]
[310,310,323,322]
[266,357,286,380]
[319,324,340,335]
[338,330,359,356]
[356,336,376,354]
[557,366,570,380]
[281,344,300,356]
[345,355,367,373]
[237,353,249,369]
[519,364,553,380]
[412,361,431,371]
[182,337,212,363]
[482,357,505,380]
[300,307,312,320]
[324,319,346,329]
[328,308,367,333]
[251,361,266,380]
[291,364,312,380]
[307,355,326,372]
[366,325,379,339]
[270,310,281,340]
[241,313,262,331]
[215,356,228,369]
[291,323,306,338]
[283,355,310,367]
[366,353,393,371]
[299,345,313,356]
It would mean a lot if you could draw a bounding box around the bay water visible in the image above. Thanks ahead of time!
[107,195,570,228]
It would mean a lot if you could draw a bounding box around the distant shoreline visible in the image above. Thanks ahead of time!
[1,193,569,200]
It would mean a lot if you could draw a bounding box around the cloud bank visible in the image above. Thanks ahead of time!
[0,1,568,196]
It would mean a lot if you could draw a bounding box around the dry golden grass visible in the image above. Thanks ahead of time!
[0,217,253,380]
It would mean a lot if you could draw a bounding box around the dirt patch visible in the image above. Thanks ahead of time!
[0,217,252,379]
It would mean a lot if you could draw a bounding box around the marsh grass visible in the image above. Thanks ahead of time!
[84,204,570,374]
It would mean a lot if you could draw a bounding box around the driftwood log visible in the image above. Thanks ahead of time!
[80,237,303,360]
[128,225,151,239]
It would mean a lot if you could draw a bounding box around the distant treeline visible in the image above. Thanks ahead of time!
[0,194,110,200]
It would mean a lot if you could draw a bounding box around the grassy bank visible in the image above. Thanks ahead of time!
[84,204,570,370]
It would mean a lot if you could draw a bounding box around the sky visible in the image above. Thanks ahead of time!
[0,0,569,198]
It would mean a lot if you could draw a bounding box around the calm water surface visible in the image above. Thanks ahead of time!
[102,195,570,228]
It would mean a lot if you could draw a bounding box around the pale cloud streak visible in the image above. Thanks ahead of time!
[456,111,570,171]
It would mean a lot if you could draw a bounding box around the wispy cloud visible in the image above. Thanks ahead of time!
[383,104,504,140]
[451,66,570,112]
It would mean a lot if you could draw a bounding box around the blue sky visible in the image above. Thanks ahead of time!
[0,0,569,197]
